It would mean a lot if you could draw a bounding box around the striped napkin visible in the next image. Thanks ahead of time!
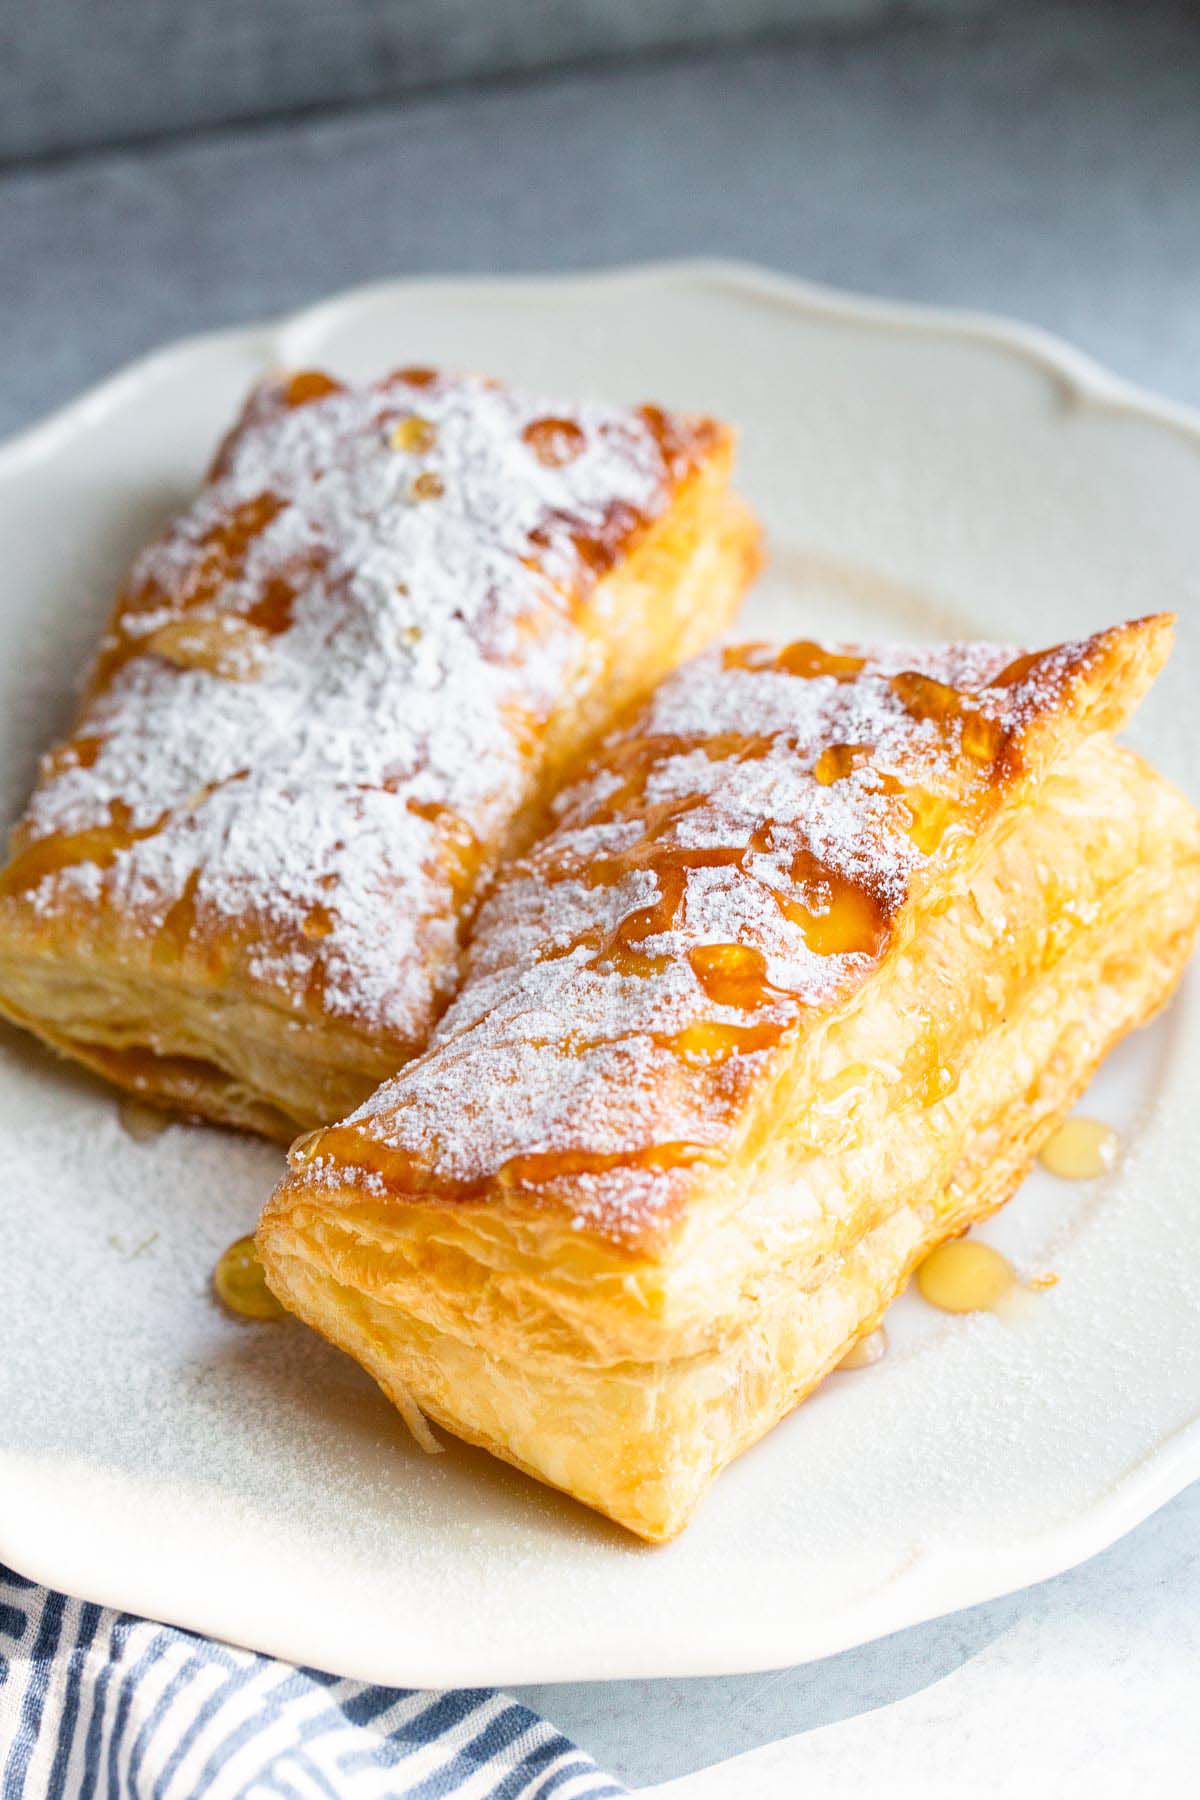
[0,1565,626,1799]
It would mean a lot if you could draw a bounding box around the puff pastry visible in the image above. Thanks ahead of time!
[0,367,759,1136]
[258,615,1200,1539]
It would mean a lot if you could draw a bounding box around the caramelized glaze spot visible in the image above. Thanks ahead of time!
[406,800,482,903]
[496,1141,714,1187]
[102,493,290,687]
[153,868,200,965]
[41,734,104,780]
[890,669,962,724]
[892,669,1005,767]
[302,901,335,940]
[960,710,1004,763]
[665,1017,789,1062]
[838,1325,888,1370]
[390,415,438,454]
[283,370,343,408]
[991,648,1045,688]
[118,1096,170,1142]
[724,640,867,681]
[688,942,782,1009]
[781,848,889,957]
[292,1127,718,1202]
[813,742,872,785]
[144,615,268,680]
[522,416,586,468]
[0,818,163,898]
[900,786,957,855]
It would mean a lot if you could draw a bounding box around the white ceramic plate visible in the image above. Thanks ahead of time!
[1,262,1198,1687]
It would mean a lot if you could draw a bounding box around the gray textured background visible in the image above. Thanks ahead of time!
[3,0,991,161]
[4,1,1200,444]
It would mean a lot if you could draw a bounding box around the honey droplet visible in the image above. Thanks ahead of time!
[990,648,1044,689]
[780,858,888,958]
[960,709,1003,764]
[813,742,872,786]
[891,669,961,725]
[389,415,437,454]
[1038,1117,1119,1180]
[409,470,444,502]
[722,641,866,681]
[283,370,341,408]
[776,640,866,682]
[922,1062,958,1104]
[213,1234,286,1321]
[915,1238,1015,1314]
[901,786,956,855]
[289,1126,325,1167]
[688,941,778,1010]
[838,1325,888,1370]
[522,415,586,468]
[302,902,335,940]
[118,1097,169,1142]
[666,1017,786,1063]
[144,616,268,681]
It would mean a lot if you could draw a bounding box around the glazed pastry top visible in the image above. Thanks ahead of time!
[299,617,1172,1240]
[0,367,721,1047]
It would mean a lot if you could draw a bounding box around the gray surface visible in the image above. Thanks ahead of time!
[513,1481,1200,1788]
[3,0,990,163]
[4,1,1200,451]
[3,1,1200,1788]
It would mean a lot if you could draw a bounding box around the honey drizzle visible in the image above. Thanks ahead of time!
[299,627,1108,1224]
[95,491,301,689]
[396,637,1017,1196]
[86,363,702,736]
[526,715,903,1060]
[406,800,483,906]
[6,367,720,1069]
[153,867,201,965]
[290,1122,719,1201]
[0,816,165,898]
[283,370,343,408]
[522,415,586,468]
[890,669,1005,766]
[723,640,866,681]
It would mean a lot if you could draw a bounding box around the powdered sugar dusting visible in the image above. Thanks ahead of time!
[337,629,1114,1241]
[5,369,707,1046]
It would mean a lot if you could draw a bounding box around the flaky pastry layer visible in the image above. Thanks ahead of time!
[0,369,760,1135]
[259,617,1200,1538]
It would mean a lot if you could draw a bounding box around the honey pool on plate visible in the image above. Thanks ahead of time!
[213,1233,286,1321]
[1038,1116,1119,1180]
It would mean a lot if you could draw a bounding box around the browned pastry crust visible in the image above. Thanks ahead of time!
[259,614,1200,1539]
[0,367,760,1135]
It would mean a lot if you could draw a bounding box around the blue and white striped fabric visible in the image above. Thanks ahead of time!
[0,1565,626,1799]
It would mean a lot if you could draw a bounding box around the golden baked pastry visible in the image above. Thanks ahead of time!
[0,367,760,1137]
[257,615,1200,1540]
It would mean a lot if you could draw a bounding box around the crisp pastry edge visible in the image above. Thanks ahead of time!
[258,740,1200,1538]
[0,475,761,1138]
